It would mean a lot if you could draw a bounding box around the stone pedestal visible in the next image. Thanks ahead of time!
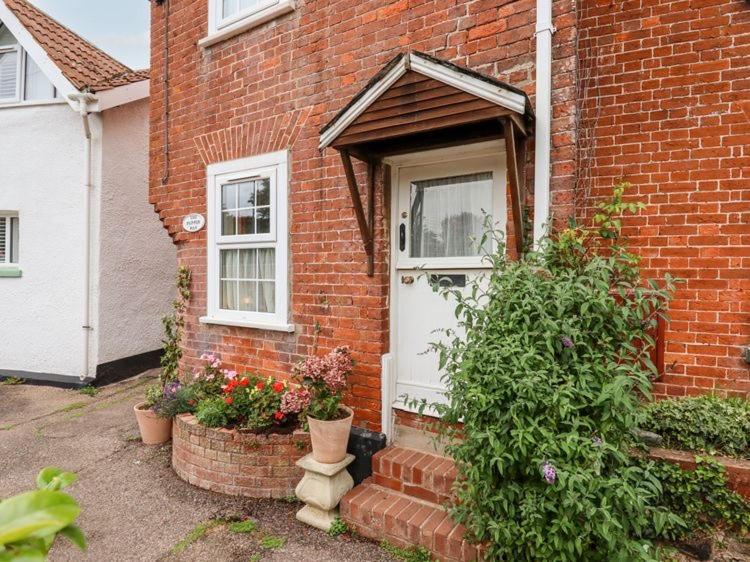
[295,453,355,531]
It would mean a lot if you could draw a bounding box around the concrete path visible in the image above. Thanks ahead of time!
[0,371,395,562]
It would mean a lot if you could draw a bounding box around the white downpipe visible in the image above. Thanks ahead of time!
[533,0,554,245]
[69,92,97,380]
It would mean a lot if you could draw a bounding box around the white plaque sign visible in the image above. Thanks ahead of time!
[182,213,205,233]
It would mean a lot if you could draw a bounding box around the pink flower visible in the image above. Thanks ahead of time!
[280,388,312,414]
[221,369,237,380]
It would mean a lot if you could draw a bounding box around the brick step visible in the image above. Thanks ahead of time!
[340,479,479,562]
[371,445,457,505]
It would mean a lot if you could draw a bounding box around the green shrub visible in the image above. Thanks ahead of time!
[195,397,231,428]
[644,457,750,539]
[422,185,680,561]
[641,395,750,459]
[327,517,348,537]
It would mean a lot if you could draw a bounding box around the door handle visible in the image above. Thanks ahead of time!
[401,275,415,285]
[399,223,406,251]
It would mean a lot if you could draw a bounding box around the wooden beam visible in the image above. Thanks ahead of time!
[339,149,375,276]
[503,117,525,256]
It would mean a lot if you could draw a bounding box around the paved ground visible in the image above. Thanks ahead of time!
[0,371,395,562]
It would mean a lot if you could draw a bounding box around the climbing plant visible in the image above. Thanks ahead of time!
[160,265,191,385]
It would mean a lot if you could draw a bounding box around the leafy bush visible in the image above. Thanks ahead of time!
[195,397,231,428]
[641,395,750,459]
[644,458,750,539]
[160,266,191,385]
[0,467,85,560]
[424,185,679,560]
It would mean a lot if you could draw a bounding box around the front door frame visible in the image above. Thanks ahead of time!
[381,140,507,440]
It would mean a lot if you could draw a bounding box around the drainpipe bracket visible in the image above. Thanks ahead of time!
[534,24,557,36]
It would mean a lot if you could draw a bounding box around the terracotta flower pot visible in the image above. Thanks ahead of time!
[134,402,172,445]
[307,406,353,464]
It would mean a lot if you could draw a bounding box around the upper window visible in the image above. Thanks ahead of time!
[0,214,19,265]
[202,0,294,46]
[202,151,291,332]
[0,23,57,104]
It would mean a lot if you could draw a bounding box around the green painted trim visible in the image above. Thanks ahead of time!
[0,266,22,278]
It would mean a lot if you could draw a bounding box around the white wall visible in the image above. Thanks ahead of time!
[97,98,176,365]
[0,102,90,377]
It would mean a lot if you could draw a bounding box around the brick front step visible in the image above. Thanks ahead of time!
[341,480,479,562]
[372,446,457,505]
[341,446,478,561]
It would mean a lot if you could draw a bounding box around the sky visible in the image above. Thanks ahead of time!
[31,0,150,69]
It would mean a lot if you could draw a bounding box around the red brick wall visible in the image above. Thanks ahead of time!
[149,0,579,430]
[577,0,750,397]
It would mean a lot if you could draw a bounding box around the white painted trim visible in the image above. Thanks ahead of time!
[319,52,527,149]
[0,1,78,108]
[0,43,21,103]
[205,150,291,331]
[93,79,149,112]
[380,353,393,441]
[200,0,295,48]
[199,315,295,332]
[0,98,65,110]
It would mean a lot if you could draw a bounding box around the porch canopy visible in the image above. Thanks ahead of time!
[320,51,535,275]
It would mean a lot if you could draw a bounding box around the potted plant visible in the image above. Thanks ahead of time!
[134,381,181,445]
[281,346,354,463]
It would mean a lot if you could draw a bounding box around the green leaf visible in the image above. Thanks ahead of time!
[0,490,80,546]
[36,468,77,491]
[59,524,86,551]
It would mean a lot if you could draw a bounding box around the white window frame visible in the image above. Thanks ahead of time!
[201,0,295,48]
[0,213,19,266]
[200,150,293,332]
[0,41,21,104]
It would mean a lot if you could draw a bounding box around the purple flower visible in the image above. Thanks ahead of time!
[542,462,557,485]
[592,436,603,447]
[163,381,181,399]
[561,336,574,348]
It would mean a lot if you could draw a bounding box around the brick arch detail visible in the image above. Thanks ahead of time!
[194,107,313,166]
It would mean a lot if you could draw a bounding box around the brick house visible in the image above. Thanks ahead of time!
[148,0,748,556]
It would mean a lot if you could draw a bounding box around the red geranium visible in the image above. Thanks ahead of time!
[239,377,250,387]
[225,396,234,405]
[272,382,285,393]
[274,411,285,421]
[255,382,265,391]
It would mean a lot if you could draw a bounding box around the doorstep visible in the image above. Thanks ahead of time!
[340,445,479,562]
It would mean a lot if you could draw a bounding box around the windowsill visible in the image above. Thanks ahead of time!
[199,315,295,333]
[0,99,66,110]
[0,265,22,278]
[199,0,295,48]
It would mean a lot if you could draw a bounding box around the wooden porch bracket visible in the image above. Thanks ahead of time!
[503,117,526,256]
[339,149,376,276]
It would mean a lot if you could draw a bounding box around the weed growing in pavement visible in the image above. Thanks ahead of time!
[328,517,349,537]
[260,535,285,549]
[229,519,258,534]
[78,385,98,397]
[380,540,432,562]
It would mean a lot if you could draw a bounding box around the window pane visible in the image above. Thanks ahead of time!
[239,0,262,13]
[0,50,18,99]
[24,54,54,101]
[238,281,257,311]
[222,0,239,17]
[238,248,257,279]
[220,280,237,310]
[258,282,275,313]
[221,183,237,210]
[221,210,237,235]
[237,209,255,235]
[255,178,270,206]
[238,181,254,207]
[255,206,270,234]
[10,217,18,263]
[0,25,18,47]
[257,248,275,279]
[409,172,493,258]
[220,249,238,278]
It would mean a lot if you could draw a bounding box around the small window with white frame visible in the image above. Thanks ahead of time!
[202,150,291,332]
[205,0,294,42]
[0,22,58,104]
[0,213,19,265]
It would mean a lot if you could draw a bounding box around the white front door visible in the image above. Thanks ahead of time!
[389,142,506,417]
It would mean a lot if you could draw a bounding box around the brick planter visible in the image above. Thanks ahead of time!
[648,447,750,499]
[172,414,311,498]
